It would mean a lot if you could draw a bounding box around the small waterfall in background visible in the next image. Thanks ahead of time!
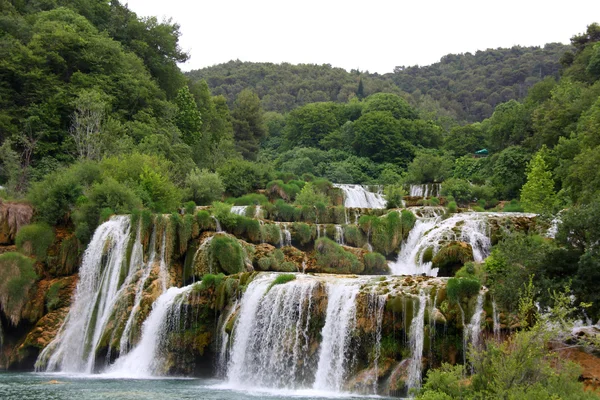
[335,225,345,245]
[37,216,133,373]
[216,300,239,377]
[367,291,387,394]
[231,206,247,216]
[409,184,441,198]
[254,205,262,219]
[333,184,387,209]
[406,292,427,392]
[313,281,360,392]
[212,216,222,232]
[107,285,193,378]
[283,223,292,246]
[466,292,485,350]
[492,299,501,340]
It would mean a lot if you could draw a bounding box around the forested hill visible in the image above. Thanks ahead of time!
[187,43,570,122]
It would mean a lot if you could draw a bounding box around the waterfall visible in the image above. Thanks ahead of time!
[466,292,485,350]
[409,184,441,198]
[406,292,427,392]
[367,292,387,394]
[390,211,498,276]
[254,205,262,219]
[313,281,360,392]
[231,206,247,216]
[36,216,133,373]
[283,223,292,247]
[333,184,387,209]
[216,300,239,377]
[277,224,284,248]
[212,216,222,232]
[107,285,192,378]
[226,274,318,389]
[492,299,500,340]
[119,227,158,355]
[335,225,345,245]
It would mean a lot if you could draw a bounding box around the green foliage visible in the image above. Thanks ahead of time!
[446,277,481,303]
[185,168,224,205]
[441,178,473,205]
[406,151,453,184]
[490,146,531,199]
[232,88,266,159]
[175,86,202,146]
[0,252,37,325]
[184,201,196,215]
[432,242,475,276]
[363,252,388,274]
[447,201,458,213]
[199,273,226,290]
[520,147,556,214]
[226,193,269,206]
[267,274,296,290]
[385,185,405,208]
[343,225,366,248]
[314,237,362,274]
[15,223,55,262]
[209,235,245,275]
[211,202,236,230]
[502,199,524,212]
[45,281,64,312]
[217,159,274,197]
[294,182,330,207]
[261,223,283,246]
[196,210,213,231]
[291,222,312,245]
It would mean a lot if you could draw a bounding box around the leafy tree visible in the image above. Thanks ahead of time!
[520,147,556,214]
[231,89,266,160]
[490,146,531,199]
[185,168,224,205]
[443,124,485,156]
[175,86,202,146]
[362,92,417,120]
[284,102,340,149]
[70,89,108,161]
[405,151,453,183]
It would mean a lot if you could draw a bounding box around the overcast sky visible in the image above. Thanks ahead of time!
[124,0,600,74]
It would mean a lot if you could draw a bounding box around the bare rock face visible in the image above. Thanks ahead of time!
[0,200,33,245]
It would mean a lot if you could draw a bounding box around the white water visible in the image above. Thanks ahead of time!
[283,223,292,247]
[226,275,318,389]
[107,285,192,378]
[217,300,239,377]
[367,292,387,394]
[466,292,485,350]
[334,225,345,245]
[492,299,501,341]
[406,293,427,392]
[409,184,441,198]
[37,216,133,373]
[333,184,387,209]
[231,206,248,216]
[313,281,360,392]
[212,216,222,232]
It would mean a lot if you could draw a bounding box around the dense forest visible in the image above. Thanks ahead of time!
[1,0,600,398]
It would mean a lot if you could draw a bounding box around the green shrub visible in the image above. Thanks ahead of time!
[315,237,363,274]
[211,201,237,230]
[209,236,245,274]
[234,217,261,243]
[185,168,224,205]
[441,178,473,205]
[279,262,298,272]
[332,206,347,224]
[364,252,389,274]
[432,242,474,276]
[58,235,80,276]
[261,224,282,246]
[196,210,213,231]
[99,207,114,222]
[16,223,55,262]
[46,281,64,312]
[503,199,524,212]
[295,182,330,207]
[430,196,440,206]
[301,205,317,223]
[0,252,37,324]
[385,185,405,208]
[447,201,458,213]
[218,159,274,197]
[400,210,416,238]
[344,225,366,248]
[292,222,312,245]
[446,277,481,303]
[200,273,226,289]
[268,273,296,290]
[184,201,196,215]
[273,199,297,221]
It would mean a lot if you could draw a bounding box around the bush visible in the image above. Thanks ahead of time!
[292,222,312,245]
[432,242,474,276]
[185,168,224,205]
[211,201,237,230]
[261,223,283,246]
[502,199,524,212]
[400,210,416,238]
[196,210,213,231]
[200,273,226,289]
[46,281,64,312]
[315,237,363,274]
[15,223,55,262]
[364,252,389,274]
[441,178,473,205]
[0,252,37,324]
[226,193,269,206]
[184,201,196,215]
[273,199,298,222]
[209,236,245,274]
[268,273,296,290]
[218,159,274,197]
[385,185,405,208]
[295,182,330,207]
[447,201,458,213]
[266,180,302,201]
[344,225,366,248]
[446,277,481,303]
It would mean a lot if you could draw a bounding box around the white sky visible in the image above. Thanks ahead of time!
[124,0,600,74]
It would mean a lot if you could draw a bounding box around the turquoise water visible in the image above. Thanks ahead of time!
[0,373,395,400]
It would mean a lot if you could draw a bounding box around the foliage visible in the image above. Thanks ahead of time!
[440,178,473,205]
[385,185,405,208]
[232,88,266,159]
[268,274,296,290]
[209,235,245,275]
[185,168,224,205]
[314,237,362,274]
[291,222,312,245]
[294,182,330,207]
[363,252,389,275]
[520,147,556,214]
[217,159,274,197]
[15,223,55,262]
[405,151,453,183]
[446,277,481,303]
[0,252,37,325]
[45,281,64,312]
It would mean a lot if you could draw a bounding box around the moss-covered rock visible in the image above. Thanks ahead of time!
[0,252,37,325]
[432,241,474,276]
[314,237,363,274]
[0,201,33,245]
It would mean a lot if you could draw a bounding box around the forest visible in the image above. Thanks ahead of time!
[0,0,600,398]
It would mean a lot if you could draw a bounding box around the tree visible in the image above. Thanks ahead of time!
[70,90,108,161]
[185,168,224,205]
[520,147,556,214]
[231,89,266,160]
[284,102,340,149]
[175,86,202,146]
[362,92,417,120]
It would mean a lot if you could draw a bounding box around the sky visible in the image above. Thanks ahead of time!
[124,0,600,74]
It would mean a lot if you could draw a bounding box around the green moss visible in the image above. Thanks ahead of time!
[0,252,37,325]
[422,247,434,264]
[344,225,366,248]
[45,281,64,312]
[267,273,296,290]
[363,252,389,274]
[58,235,80,275]
[209,235,245,274]
[196,210,213,231]
[315,237,363,274]
[200,273,226,290]
[447,277,481,303]
[432,242,474,276]
[400,210,416,238]
[15,223,55,262]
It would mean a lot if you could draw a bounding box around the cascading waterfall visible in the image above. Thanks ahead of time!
[283,223,292,247]
[36,216,133,373]
[212,216,222,232]
[231,206,247,216]
[367,291,387,394]
[107,285,193,378]
[335,224,345,245]
[409,184,441,198]
[254,205,262,219]
[313,281,361,392]
[216,300,239,377]
[406,292,428,392]
[334,184,387,209]
[226,275,319,389]
[466,292,485,350]
[492,299,501,340]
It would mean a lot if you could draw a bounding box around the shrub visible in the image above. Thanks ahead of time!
[185,168,224,205]
[364,252,389,274]
[300,205,317,223]
[315,237,363,274]
[16,223,55,262]
[432,242,474,276]
[184,201,196,215]
[344,225,366,248]
[266,180,302,201]
[385,185,405,208]
[268,273,296,290]
[211,201,236,230]
[295,182,330,207]
[200,273,226,290]
[46,281,64,312]
[429,196,440,206]
[196,210,213,231]
[292,222,312,245]
[503,199,524,212]
[0,252,37,324]
[226,193,268,206]
[446,277,481,303]
[209,236,245,274]
[447,201,458,213]
[441,178,473,205]
[400,210,416,238]
[273,199,297,221]
[261,223,282,246]
[218,159,274,197]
